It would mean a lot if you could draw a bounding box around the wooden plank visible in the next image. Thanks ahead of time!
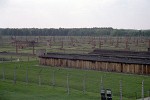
[39,57,149,75]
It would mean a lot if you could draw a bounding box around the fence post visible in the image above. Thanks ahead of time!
[142,80,144,100]
[14,67,17,84]
[148,90,150,100]
[2,66,5,80]
[39,74,41,86]
[26,67,28,84]
[135,92,137,99]
[52,70,55,87]
[100,76,103,90]
[38,69,43,86]
[2,58,3,62]
[83,74,86,94]
[28,56,29,62]
[100,76,104,98]
[67,74,70,95]
[11,56,12,62]
[120,80,122,100]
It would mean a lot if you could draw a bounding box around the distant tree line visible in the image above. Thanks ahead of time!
[0,28,150,36]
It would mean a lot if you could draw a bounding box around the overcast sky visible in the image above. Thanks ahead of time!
[0,0,150,29]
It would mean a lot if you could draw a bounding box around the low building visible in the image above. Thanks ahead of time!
[39,50,150,75]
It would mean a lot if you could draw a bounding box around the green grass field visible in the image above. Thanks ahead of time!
[0,61,150,100]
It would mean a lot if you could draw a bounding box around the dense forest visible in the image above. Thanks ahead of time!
[0,28,150,36]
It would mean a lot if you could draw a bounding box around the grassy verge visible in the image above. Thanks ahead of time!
[0,61,150,100]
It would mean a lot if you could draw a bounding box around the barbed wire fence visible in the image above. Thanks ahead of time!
[0,55,38,62]
[0,64,150,100]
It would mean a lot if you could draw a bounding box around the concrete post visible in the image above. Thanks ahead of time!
[142,80,144,100]
[120,80,122,100]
